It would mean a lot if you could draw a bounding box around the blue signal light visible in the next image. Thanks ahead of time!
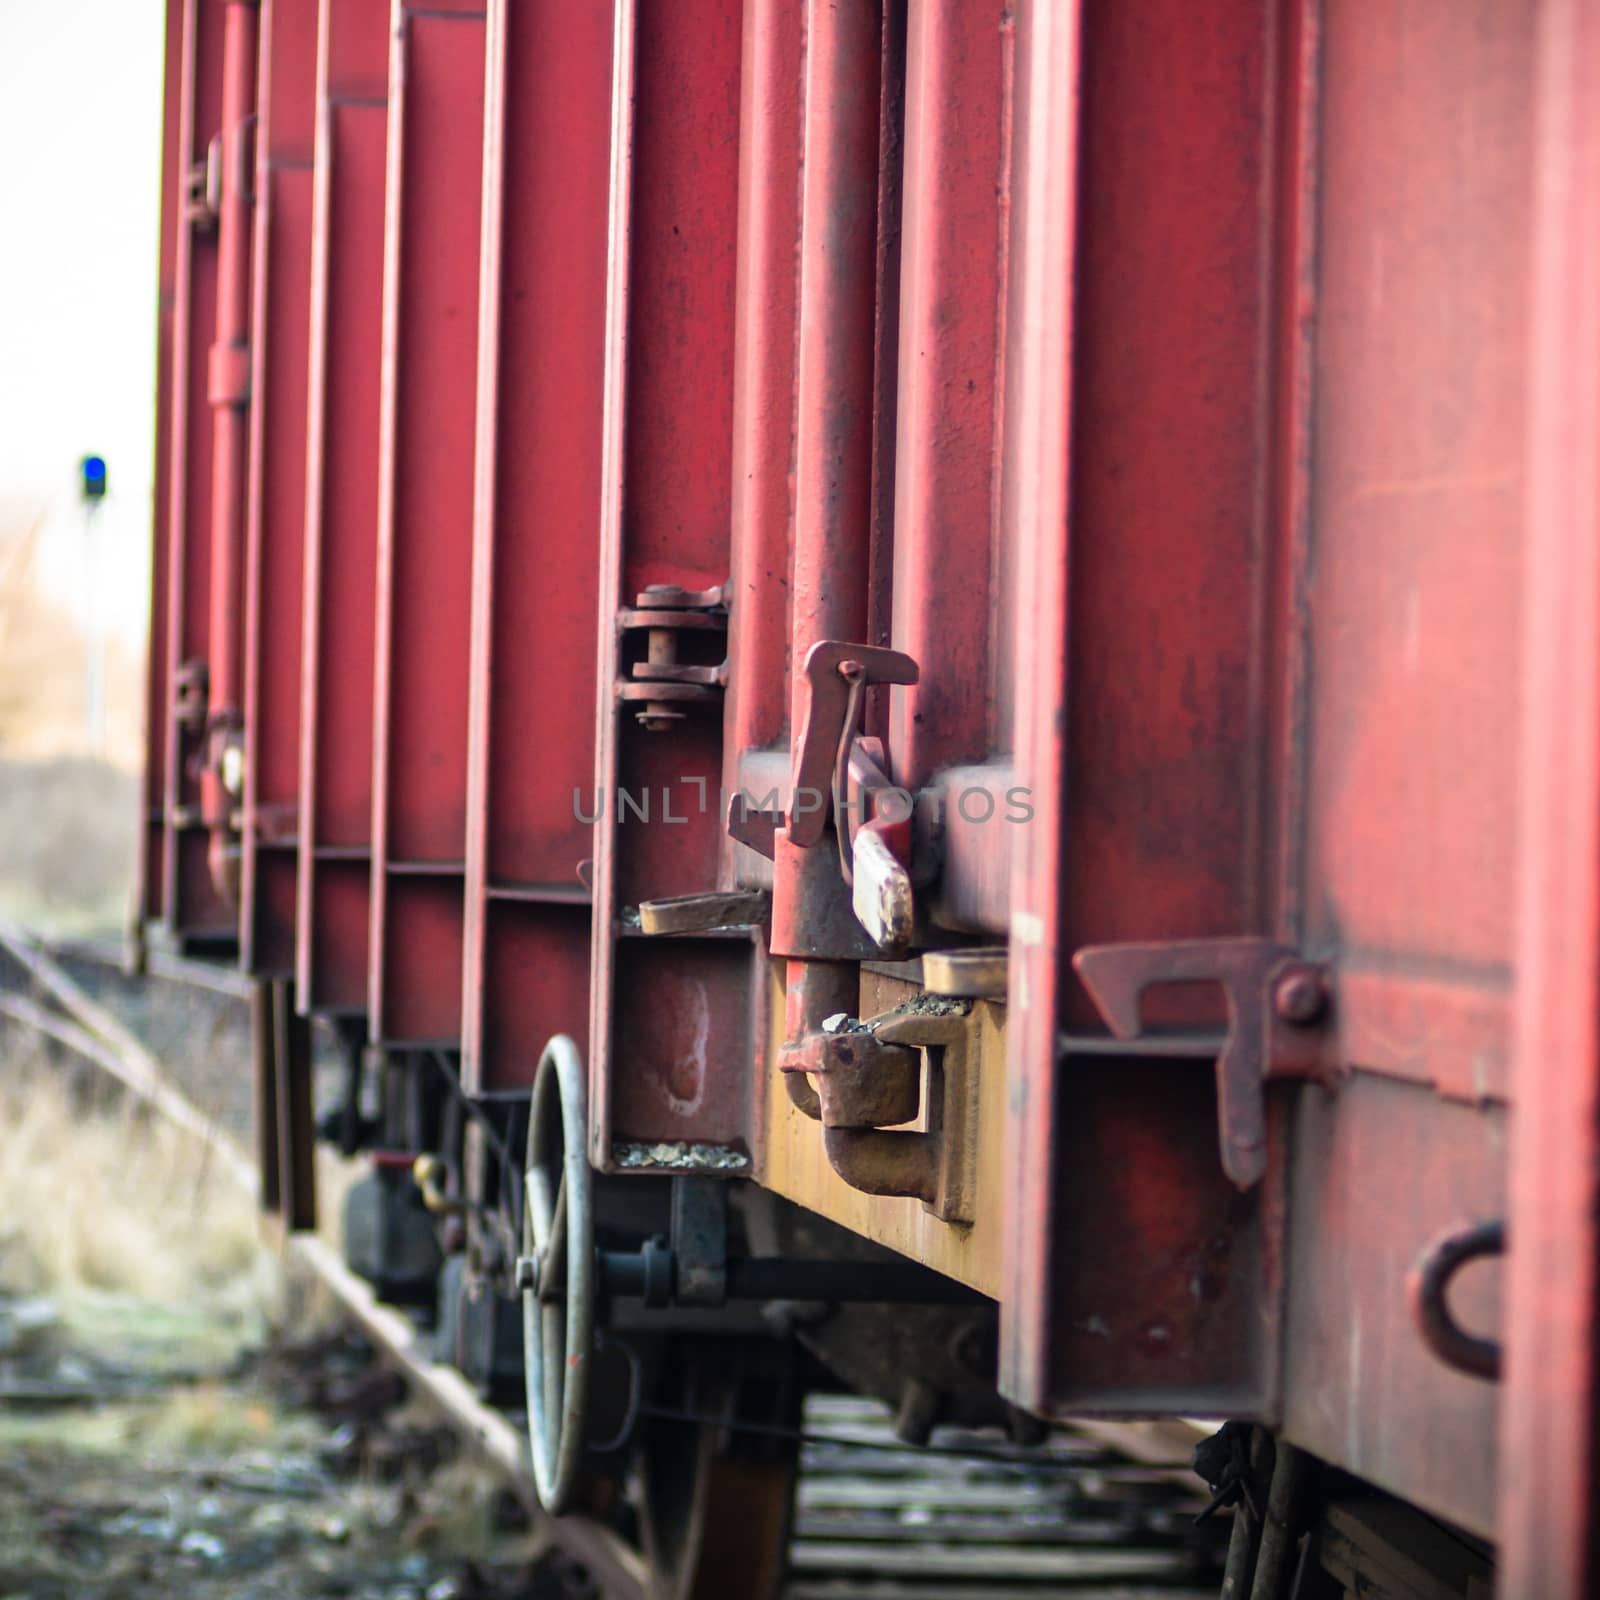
[80,455,108,502]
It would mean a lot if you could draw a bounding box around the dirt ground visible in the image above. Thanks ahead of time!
[0,1051,574,1600]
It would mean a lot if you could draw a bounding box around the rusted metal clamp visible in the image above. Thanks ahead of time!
[1072,938,1337,1190]
[781,1002,980,1224]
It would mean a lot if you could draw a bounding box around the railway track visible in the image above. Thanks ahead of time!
[0,926,1223,1600]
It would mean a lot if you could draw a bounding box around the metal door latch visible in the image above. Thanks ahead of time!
[1071,938,1337,1190]
[729,639,920,952]
[785,641,919,846]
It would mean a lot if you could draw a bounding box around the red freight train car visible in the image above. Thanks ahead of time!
[138,0,1600,1593]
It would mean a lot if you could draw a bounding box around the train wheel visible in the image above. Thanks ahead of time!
[634,1363,798,1600]
[519,1034,595,1514]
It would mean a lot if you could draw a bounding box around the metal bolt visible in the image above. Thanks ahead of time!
[636,705,685,733]
[514,1255,539,1295]
[1273,964,1328,1025]
[637,624,686,732]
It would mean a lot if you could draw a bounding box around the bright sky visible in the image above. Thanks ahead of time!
[0,0,166,646]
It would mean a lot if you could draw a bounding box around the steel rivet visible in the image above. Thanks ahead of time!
[1273,965,1328,1025]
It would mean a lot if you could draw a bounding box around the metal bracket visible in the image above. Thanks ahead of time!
[923,948,1007,999]
[186,139,221,228]
[637,889,771,935]
[174,657,209,732]
[670,1176,728,1306]
[1072,938,1336,1190]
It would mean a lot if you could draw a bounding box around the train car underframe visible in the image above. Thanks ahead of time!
[241,975,1502,1600]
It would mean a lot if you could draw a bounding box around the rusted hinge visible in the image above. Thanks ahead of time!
[1071,938,1337,1191]
[616,583,728,733]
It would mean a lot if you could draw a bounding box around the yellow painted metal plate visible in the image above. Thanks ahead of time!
[756,965,1007,1298]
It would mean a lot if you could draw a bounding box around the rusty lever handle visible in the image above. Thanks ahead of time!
[786,641,918,848]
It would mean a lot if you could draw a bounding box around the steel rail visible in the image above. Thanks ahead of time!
[0,922,257,1192]
[53,933,258,1000]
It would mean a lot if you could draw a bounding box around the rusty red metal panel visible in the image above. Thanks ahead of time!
[785,0,879,753]
[718,0,805,885]
[757,0,889,1146]
[1002,0,1284,1419]
[589,0,758,1168]
[1284,1077,1503,1535]
[295,0,389,1017]
[460,0,611,1095]
[161,0,235,945]
[1499,0,1600,1581]
[240,0,319,979]
[367,2,486,1046]
[887,0,1010,938]
[889,0,1006,780]
[197,0,261,907]
[139,0,189,932]
[1275,0,1535,1537]
[1295,2,1531,1036]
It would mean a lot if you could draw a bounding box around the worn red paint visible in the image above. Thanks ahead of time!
[367,2,487,1046]
[198,0,260,906]
[294,0,390,1017]
[460,0,611,1097]
[158,0,233,944]
[241,0,319,979]
[1498,0,1600,1583]
[587,0,759,1166]
[138,0,187,931]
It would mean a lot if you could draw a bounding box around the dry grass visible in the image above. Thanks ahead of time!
[0,1040,278,1367]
